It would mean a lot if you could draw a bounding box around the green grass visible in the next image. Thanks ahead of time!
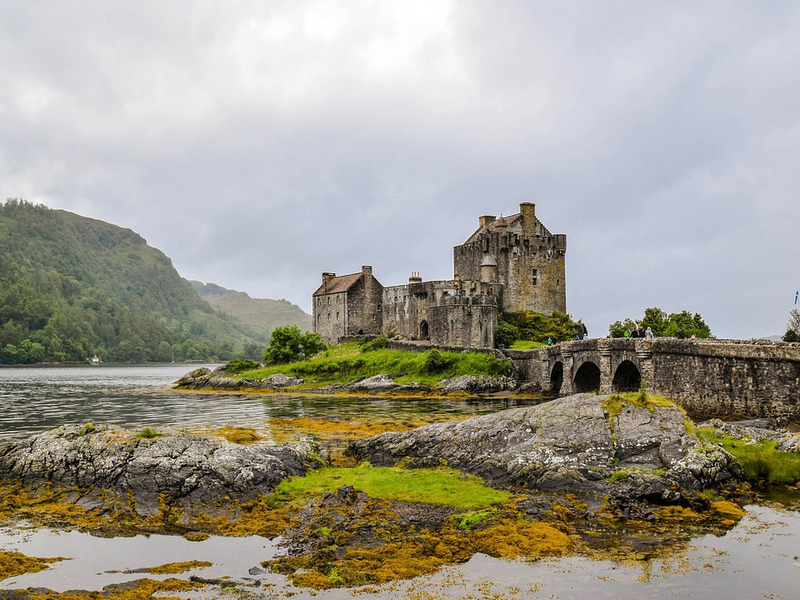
[242,341,513,388]
[137,427,161,440]
[276,463,512,511]
[697,427,800,485]
[508,340,547,350]
[602,392,677,419]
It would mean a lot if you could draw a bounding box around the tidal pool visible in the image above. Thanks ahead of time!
[1,503,799,599]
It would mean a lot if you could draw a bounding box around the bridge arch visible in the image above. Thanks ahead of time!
[549,361,564,394]
[573,360,601,393]
[612,359,641,392]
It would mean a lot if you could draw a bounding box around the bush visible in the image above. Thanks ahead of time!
[495,321,519,348]
[501,311,580,344]
[360,337,388,352]
[224,358,261,373]
[137,427,161,439]
[423,349,454,374]
[264,326,327,365]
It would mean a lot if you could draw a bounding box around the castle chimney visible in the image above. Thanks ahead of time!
[479,215,496,228]
[361,265,372,276]
[322,272,336,293]
[520,202,536,235]
[408,271,422,283]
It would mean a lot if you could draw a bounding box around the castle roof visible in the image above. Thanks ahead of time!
[462,212,523,244]
[313,272,362,296]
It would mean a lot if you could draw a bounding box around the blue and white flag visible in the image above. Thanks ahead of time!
[795,290,798,305]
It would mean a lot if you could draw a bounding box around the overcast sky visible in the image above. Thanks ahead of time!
[2,1,799,339]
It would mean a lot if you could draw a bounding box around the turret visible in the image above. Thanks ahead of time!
[480,254,497,283]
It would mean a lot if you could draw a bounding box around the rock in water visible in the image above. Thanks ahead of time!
[348,393,743,505]
[0,425,323,515]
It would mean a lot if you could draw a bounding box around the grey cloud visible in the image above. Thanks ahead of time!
[2,1,799,339]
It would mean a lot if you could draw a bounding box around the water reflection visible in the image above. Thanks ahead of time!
[0,364,538,440]
[2,504,799,598]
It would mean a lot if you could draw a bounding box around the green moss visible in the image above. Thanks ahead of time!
[602,392,677,420]
[277,463,512,511]
[609,471,630,483]
[697,426,800,484]
[78,422,96,436]
[455,510,493,530]
[136,427,161,440]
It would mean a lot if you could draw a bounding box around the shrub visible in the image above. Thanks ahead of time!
[495,321,519,348]
[360,337,388,352]
[137,427,161,440]
[224,358,261,373]
[423,349,454,374]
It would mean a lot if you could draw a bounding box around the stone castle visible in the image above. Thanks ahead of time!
[312,202,567,348]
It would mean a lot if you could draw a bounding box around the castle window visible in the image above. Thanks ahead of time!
[532,268,538,285]
[336,312,340,321]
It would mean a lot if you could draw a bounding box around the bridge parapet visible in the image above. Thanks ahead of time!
[503,339,800,422]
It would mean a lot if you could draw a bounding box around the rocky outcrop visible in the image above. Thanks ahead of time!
[174,367,303,391]
[0,424,323,515]
[439,375,518,394]
[702,417,800,452]
[348,393,743,505]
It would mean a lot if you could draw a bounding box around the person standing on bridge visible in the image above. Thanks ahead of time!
[645,327,654,339]
[677,328,686,339]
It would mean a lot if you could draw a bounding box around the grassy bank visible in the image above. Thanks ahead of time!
[241,340,513,388]
[696,427,800,485]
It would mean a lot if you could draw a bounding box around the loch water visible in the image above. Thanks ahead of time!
[1,364,799,599]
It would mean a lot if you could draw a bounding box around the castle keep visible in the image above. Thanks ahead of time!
[313,203,566,348]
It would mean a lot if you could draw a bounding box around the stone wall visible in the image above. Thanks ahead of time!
[648,339,800,422]
[313,290,349,345]
[428,296,498,348]
[347,271,384,337]
[506,339,800,422]
[453,203,566,314]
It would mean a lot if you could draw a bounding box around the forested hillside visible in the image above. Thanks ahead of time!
[0,199,267,363]
[191,281,311,338]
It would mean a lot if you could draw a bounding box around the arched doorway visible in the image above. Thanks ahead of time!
[612,360,641,392]
[550,362,564,394]
[573,361,601,393]
[420,320,429,340]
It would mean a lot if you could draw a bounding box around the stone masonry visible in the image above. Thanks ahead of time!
[312,204,567,348]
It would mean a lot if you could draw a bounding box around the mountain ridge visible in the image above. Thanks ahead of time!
[0,199,307,363]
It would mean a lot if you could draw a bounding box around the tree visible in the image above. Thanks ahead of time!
[264,326,326,365]
[608,307,712,338]
[499,311,582,346]
[784,309,800,342]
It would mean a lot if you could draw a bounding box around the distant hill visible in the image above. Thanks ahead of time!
[0,199,269,363]
[191,281,311,338]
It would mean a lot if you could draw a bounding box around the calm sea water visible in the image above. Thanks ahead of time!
[1,365,799,599]
[0,364,524,440]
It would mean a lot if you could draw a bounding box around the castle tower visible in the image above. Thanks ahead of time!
[453,203,566,315]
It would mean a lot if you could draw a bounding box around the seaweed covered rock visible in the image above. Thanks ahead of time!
[0,425,323,515]
[348,393,744,506]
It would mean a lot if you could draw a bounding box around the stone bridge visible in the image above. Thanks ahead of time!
[504,338,800,423]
